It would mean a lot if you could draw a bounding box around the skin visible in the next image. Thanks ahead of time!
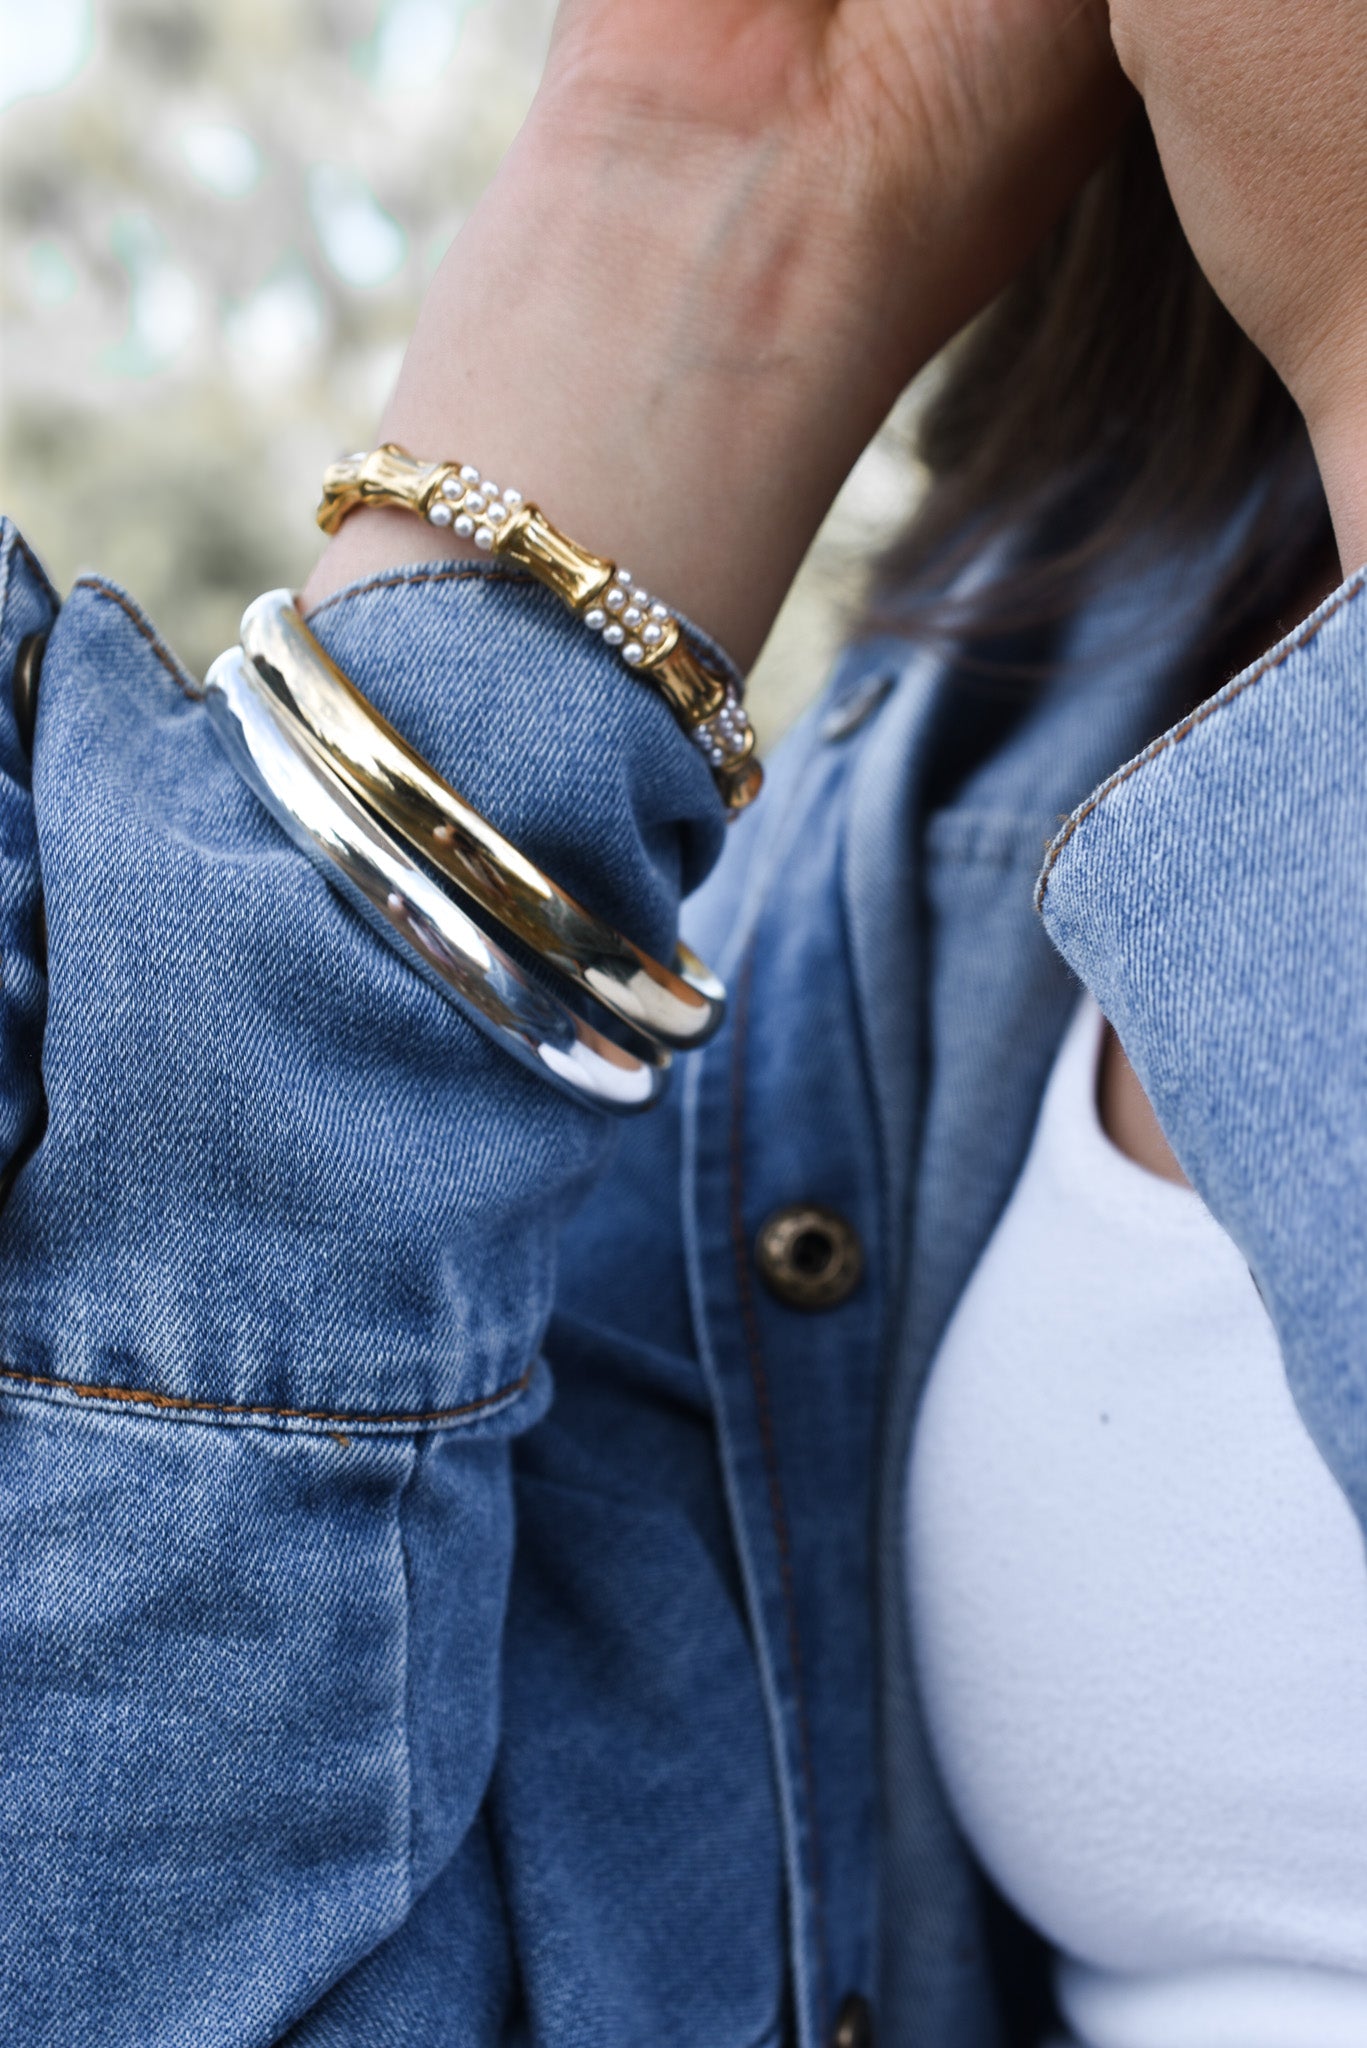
[1109,0,1367,573]
[304,0,1367,1186]
[1099,1,1367,1184]
[303,0,1129,655]
[1101,1030,1188,1184]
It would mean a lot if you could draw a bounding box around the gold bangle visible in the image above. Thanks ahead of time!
[317,443,762,814]
[237,589,726,1054]
[205,641,669,1114]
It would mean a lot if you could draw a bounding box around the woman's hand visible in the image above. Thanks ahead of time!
[308,0,1126,659]
[1107,0,1367,570]
[540,0,1124,338]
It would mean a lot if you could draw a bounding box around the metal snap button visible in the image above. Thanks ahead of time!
[755,1204,864,1311]
[831,1990,875,2048]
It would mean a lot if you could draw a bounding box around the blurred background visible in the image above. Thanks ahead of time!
[0,0,924,743]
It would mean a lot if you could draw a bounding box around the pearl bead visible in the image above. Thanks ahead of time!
[474,526,496,551]
[503,488,523,508]
[623,606,643,629]
[441,475,464,501]
[650,602,669,622]
[623,642,645,666]
[605,587,626,612]
[642,623,664,647]
[454,515,475,539]
[584,608,607,632]
[486,503,507,525]
[428,500,454,527]
[603,624,626,648]
[460,464,480,483]
[465,492,486,515]
[632,589,650,609]
[615,570,632,591]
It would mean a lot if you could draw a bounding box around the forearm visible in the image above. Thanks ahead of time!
[304,114,932,664]
[303,0,1128,664]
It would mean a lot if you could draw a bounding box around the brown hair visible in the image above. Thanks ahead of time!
[868,120,1334,672]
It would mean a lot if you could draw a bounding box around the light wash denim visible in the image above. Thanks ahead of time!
[0,502,1363,2048]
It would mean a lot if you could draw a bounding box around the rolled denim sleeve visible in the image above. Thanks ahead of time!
[1037,565,1367,1532]
[0,524,729,2042]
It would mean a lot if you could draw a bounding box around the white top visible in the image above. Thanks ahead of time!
[906,995,1367,2048]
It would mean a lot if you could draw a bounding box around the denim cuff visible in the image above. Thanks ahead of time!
[1038,565,1367,1521]
[0,523,729,1430]
[305,559,730,959]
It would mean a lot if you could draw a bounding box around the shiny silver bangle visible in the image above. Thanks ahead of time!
[236,590,724,1052]
[203,592,730,1114]
[204,643,669,1113]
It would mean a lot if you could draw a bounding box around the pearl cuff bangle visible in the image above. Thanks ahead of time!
[317,443,762,813]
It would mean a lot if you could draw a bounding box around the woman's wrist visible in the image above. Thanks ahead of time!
[302,110,942,662]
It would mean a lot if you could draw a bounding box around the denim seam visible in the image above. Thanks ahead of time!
[927,846,1041,872]
[70,577,203,699]
[5,528,61,621]
[727,940,830,2043]
[682,1047,816,2048]
[0,1359,535,1432]
[1035,572,1367,908]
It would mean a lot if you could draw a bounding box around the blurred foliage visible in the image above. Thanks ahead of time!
[0,0,922,738]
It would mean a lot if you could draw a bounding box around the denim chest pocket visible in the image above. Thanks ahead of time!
[0,564,596,1436]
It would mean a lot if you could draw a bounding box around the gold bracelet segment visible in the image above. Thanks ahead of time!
[317,443,763,814]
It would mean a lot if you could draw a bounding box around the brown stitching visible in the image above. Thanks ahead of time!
[727,941,830,2041]
[10,530,60,614]
[71,578,202,701]
[1036,576,1367,908]
[303,560,532,626]
[0,1358,535,1431]
[71,561,538,697]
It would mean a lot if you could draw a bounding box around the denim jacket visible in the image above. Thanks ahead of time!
[1,507,1364,2048]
